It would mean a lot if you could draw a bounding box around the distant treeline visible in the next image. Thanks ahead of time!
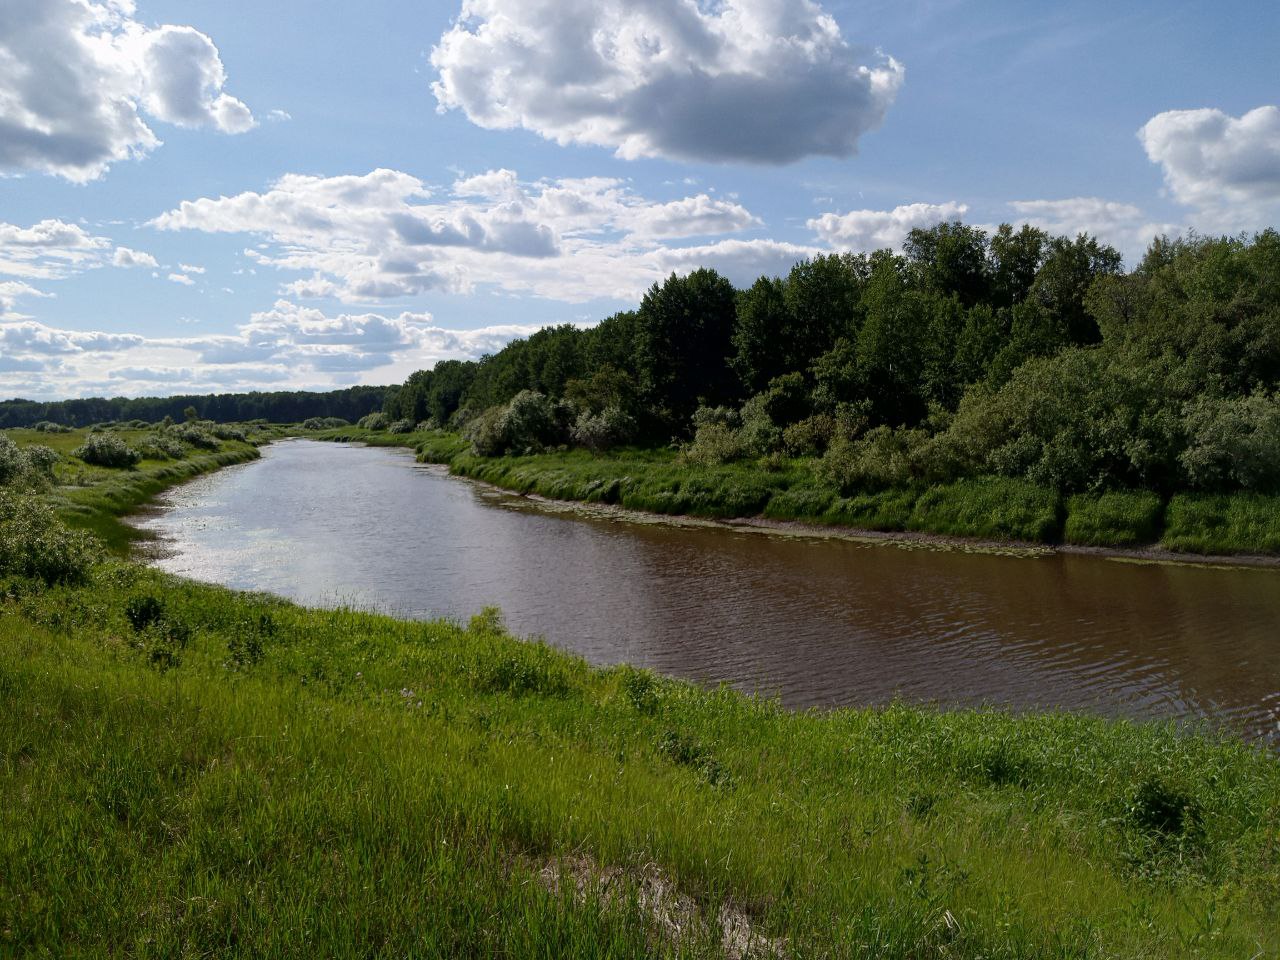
[383,223,1280,496]
[0,386,390,429]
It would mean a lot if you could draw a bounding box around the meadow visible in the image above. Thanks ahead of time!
[3,425,1279,958]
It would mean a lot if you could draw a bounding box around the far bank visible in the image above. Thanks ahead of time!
[315,426,1280,565]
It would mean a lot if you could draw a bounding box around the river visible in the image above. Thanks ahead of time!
[133,439,1280,742]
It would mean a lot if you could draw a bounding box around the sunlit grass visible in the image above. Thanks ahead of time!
[3,565,1279,958]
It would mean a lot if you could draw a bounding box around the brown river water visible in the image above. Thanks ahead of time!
[133,440,1280,743]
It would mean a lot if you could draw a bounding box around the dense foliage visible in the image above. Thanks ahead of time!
[0,385,389,429]
[72,432,143,468]
[384,227,1280,496]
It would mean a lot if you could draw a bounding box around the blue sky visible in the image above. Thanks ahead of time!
[1,0,1277,399]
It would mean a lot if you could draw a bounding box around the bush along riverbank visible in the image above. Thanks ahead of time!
[314,426,1280,558]
[5,422,272,552]
[2,422,1279,956]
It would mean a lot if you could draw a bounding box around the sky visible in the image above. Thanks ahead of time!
[0,0,1277,401]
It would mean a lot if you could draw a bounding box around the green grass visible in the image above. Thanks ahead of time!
[1163,492,1280,555]
[823,488,920,531]
[1065,491,1165,547]
[3,566,1279,958]
[908,478,1063,542]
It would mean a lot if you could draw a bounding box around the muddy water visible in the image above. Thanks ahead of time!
[134,440,1280,742]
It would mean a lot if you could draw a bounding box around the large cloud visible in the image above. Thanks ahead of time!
[808,202,968,250]
[0,304,544,400]
[430,0,903,164]
[0,0,254,182]
[153,168,767,303]
[1139,106,1280,212]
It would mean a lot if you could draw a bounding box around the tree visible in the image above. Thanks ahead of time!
[781,253,869,370]
[989,223,1048,308]
[904,221,992,307]
[731,276,792,395]
[1029,234,1123,345]
[634,269,739,435]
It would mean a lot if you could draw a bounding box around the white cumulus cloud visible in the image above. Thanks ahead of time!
[0,0,254,182]
[0,305,545,399]
[808,202,968,250]
[431,0,903,165]
[1140,106,1280,212]
[0,219,111,280]
[113,247,159,268]
[152,167,771,303]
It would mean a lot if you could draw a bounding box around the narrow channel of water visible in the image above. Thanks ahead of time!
[134,440,1280,742]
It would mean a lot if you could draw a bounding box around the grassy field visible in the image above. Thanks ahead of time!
[3,422,1280,957]
[317,427,1280,556]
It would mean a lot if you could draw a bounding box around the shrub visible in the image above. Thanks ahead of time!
[21,445,59,482]
[0,437,24,487]
[465,391,570,457]
[73,433,142,469]
[683,422,745,465]
[32,421,72,434]
[358,412,390,431]
[737,393,783,456]
[1180,393,1280,492]
[690,405,741,432]
[301,417,350,431]
[165,423,219,450]
[782,415,836,457]
[819,427,922,491]
[211,424,247,442]
[137,437,190,461]
[0,490,102,584]
[570,406,635,453]
[0,438,58,489]
[388,419,415,434]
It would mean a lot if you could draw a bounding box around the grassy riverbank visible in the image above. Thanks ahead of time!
[5,426,265,552]
[5,564,1280,958]
[3,425,1280,957]
[318,427,1280,557]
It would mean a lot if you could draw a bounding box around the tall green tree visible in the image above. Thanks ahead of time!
[634,269,738,435]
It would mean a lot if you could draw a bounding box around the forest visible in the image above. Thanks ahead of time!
[382,225,1280,500]
[0,385,389,430]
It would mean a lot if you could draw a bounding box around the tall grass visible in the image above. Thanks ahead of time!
[1163,492,1280,555]
[3,566,1278,958]
[1064,490,1164,547]
[908,478,1063,542]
